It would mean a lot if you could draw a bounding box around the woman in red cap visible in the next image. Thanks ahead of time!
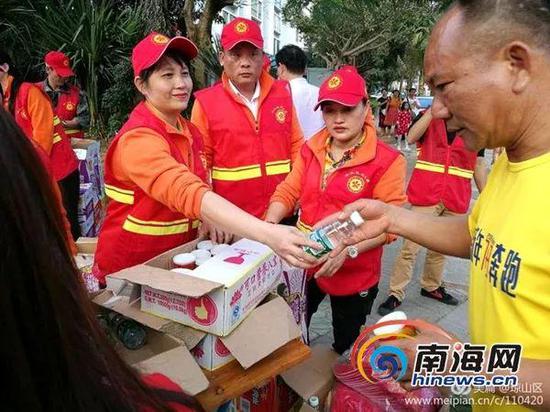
[265,66,407,354]
[94,33,319,284]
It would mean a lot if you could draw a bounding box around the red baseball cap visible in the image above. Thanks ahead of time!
[315,65,368,111]
[44,51,74,78]
[131,32,198,77]
[221,18,264,50]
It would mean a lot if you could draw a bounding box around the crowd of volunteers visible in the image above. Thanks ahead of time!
[1,0,550,410]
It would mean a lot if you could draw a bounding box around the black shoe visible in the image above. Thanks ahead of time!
[377,295,402,316]
[421,286,459,305]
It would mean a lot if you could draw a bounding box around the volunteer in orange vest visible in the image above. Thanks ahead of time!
[93,33,319,286]
[377,107,488,316]
[0,50,81,241]
[191,18,304,242]
[265,66,407,354]
[40,51,89,139]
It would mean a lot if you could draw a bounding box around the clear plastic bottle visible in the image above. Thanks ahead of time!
[303,211,365,258]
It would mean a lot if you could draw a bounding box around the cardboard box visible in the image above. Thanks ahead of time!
[191,333,235,371]
[280,345,339,411]
[221,377,277,412]
[76,237,99,293]
[93,290,303,395]
[108,238,284,336]
[273,266,308,343]
[72,138,104,198]
[78,183,103,237]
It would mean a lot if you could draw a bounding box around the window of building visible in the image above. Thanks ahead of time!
[273,37,281,53]
[251,0,263,21]
[274,11,282,34]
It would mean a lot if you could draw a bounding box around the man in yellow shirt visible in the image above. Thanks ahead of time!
[328,0,550,410]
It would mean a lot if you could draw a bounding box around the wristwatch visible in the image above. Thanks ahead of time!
[347,245,359,259]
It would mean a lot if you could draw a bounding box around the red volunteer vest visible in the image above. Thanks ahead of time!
[94,102,208,283]
[15,83,78,181]
[297,140,400,296]
[194,79,293,218]
[37,82,84,138]
[407,119,477,214]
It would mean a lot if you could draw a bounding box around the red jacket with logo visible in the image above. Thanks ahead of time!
[16,83,78,181]
[192,72,302,218]
[271,124,407,296]
[407,118,477,213]
[37,81,84,138]
[94,102,208,283]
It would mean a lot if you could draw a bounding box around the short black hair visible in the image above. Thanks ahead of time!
[455,0,550,53]
[275,45,307,75]
[138,49,191,82]
[408,87,416,92]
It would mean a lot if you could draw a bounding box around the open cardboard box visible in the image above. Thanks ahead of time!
[106,238,284,336]
[280,345,340,411]
[94,290,303,395]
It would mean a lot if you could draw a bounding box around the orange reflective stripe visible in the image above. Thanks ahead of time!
[53,133,62,144]
[65,129,81,135]
[211,164,262,181]
[414,160,446,173]
[448,166,474,179]
[297,219,313,233]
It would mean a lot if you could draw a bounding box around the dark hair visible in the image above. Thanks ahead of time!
[392,89,399,94]
[455,0,550,52]
[138,49,191,83]
[401,101,411,110]
[0,50,23,115]
[0,108,202,411]
[408,87,416,93]
[275,44,307,75]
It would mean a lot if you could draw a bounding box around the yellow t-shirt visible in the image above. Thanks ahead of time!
[468,151,550,410]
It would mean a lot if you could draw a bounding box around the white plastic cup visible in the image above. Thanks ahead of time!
[195,256,211,266]
[211,243,230,256]
[191,249,211,260]
[197,240,214,251]
[172,253,196,270]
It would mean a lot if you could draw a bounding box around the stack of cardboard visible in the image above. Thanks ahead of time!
[94,238,326,410]
[72,138,104,236]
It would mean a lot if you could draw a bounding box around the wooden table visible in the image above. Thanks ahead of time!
[196,339,311,411]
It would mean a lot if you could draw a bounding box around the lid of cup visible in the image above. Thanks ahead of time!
[191,249,211,259]
[170,268,194,275]
[195,256,211,265]
[373,310,407,336]
[172,253,196,265]
[197,240,213,250]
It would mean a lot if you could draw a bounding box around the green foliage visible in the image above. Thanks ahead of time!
[283,0,447,91]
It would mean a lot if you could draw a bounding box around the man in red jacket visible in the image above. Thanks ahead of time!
[191,18,304,242]
[378,107,488,315]
[41,51,89,138]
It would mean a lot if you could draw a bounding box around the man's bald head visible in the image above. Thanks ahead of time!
[454,0,550,55]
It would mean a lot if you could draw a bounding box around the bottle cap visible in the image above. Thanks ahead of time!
[349,211,365,227]
[308,396,320,407]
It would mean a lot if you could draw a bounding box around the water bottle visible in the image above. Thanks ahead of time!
[303,211,364,258]
[108,313,147,350]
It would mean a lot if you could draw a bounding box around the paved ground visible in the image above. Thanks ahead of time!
[309,133,494,346]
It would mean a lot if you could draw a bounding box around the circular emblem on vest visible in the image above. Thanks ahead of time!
[152,34,169,44]
[235,21,249,34]
[65,102,75,111]
[327,75,342,89]
[63,59,69,67]
[274,106,288,124]
[347,175,365,193]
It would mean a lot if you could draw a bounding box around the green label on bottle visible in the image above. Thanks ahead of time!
[303,229,335,258]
